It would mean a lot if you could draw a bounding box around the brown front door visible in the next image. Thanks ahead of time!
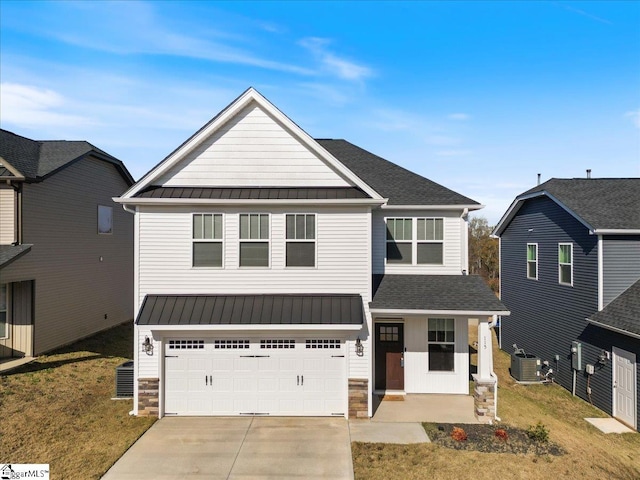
[375,323,404,390]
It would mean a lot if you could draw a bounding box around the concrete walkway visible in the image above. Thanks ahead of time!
[0,357,34,373]
[101,417,354,480]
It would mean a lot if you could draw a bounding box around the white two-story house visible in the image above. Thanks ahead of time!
[116,88,508,421]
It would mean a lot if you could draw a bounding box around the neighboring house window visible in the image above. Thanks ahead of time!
[193,214,223,267]
[558,243,573,285]
[428,318,455,371]
[417,218,444,264]
[98,205,113,234]
[0,284,6,338]
[286,214,316,267]
[240,214,269,267]
[527,243,538,280]
[386,218,412,264]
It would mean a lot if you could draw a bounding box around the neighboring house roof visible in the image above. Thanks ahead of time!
[370,274,509,315]
[494,178,640,235]
[0,244,32,269]
[0,129,134,184]
[135,186,369,200]
[317,139,480,207]
[136,294,364,327]
[587,279,640,339]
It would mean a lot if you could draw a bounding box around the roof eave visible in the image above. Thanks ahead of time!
[141,324,364,331]
[113,197,386,206]
[382,204,483,211]
[369,308,510,317]
[591,229,640,235]
[586,318,640,340]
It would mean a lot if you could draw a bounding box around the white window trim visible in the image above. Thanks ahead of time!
[239,213,271,268]
[558,242,573,286]
[427,317,455,372]
[285,213,317,269]
[192,213,224,269]
[0,283,8,340]
[527,243,538,280]
[97,205,113,235]
[385,217,445,266]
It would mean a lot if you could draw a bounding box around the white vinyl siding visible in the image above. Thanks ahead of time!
[0,187,15,244]
[155,104,350,188]
[374,210,464,274]
[559,243,573,285]
[527,243,538,280]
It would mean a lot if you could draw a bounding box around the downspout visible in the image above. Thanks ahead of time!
[121,204,136,215]
[488,314,501,422]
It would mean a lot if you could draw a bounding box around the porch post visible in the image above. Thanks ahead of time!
[473,316,497,424]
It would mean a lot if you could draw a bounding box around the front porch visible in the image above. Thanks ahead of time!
[372,393,478,424]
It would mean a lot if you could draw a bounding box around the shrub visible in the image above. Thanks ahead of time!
[494,428,508,441]
[451,426,468,442]
[526,422,550,443]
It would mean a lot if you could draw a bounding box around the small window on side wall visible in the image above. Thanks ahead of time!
[527,243,538,280]
[558,243,573,285]
[98,205,113,234]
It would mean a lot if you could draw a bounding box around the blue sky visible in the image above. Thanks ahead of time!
[1,1,638,223]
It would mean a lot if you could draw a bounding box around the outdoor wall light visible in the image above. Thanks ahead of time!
[355,337,364,357]
[143,336,154,355]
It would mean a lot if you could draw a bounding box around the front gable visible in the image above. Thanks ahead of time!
[122,88,382,200]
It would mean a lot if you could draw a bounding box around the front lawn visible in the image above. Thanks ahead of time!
[352,328,640,480]
[0,322,155,479]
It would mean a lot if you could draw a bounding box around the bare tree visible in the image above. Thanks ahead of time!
[468,216,499,293]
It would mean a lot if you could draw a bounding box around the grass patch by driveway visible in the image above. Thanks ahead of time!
[352,327,640,480]
[0,322,156,479]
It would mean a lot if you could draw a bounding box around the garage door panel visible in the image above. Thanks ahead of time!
[212,357,234,371]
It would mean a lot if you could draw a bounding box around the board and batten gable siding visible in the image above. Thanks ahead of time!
[500,196,603,407]
[602,235,640,307]
[0,157,133,355]
[372,209,465,274]
[135,205,372,381]
[0,186,15,244]
[155,104,351,188]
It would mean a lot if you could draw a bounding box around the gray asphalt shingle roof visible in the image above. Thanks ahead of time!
[0,244,32,269]
[522,178,640,230]
[0,129,133,184]
[136,294,364,326]
[317,139,480,206]
[370,274,509,313]
[588,279,640,337]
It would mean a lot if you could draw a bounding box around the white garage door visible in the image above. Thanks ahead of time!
[164,337,346,416]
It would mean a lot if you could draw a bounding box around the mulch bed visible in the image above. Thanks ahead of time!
[423,423,565,456]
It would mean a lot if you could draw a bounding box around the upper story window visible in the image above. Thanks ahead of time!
[417,218,443,264]
[386,218,412,264]
[527,243,538,280]
[98,205,113,234]
[286,214,316,267]
[0,283,7,339]
[240,214,269,267]
[558,243,573,285]
[428,318,455,372]
[193,214,223,267]
[386,217,444,265]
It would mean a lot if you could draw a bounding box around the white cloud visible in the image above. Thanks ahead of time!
[299,37,373,81]
[448,113,470,121]
[625,109,640,128]
[0,83,94,128]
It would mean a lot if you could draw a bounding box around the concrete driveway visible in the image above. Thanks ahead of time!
[101,417,353,480]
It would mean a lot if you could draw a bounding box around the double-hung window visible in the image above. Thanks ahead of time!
[527,243,538,279]
[0,284,7,339]
[98,205,113,234]
[286,214,315,267]
[386,218,412,264]
[558,243,573,285]
[417,218,444,264]
[193,214,223,267]
[240,214,269,267]
[428,318,455,372]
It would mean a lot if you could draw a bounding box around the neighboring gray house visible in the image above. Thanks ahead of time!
[0,129,134,359]
[116,88,508,421]
[493,178,640,430]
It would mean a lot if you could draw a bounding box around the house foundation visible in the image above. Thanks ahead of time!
[138,378,159,416]
[348,378,368,419]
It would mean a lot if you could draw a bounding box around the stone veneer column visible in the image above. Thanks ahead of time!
[348,378,369,419]
[473,375,497,424]
[138,378,159,417]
